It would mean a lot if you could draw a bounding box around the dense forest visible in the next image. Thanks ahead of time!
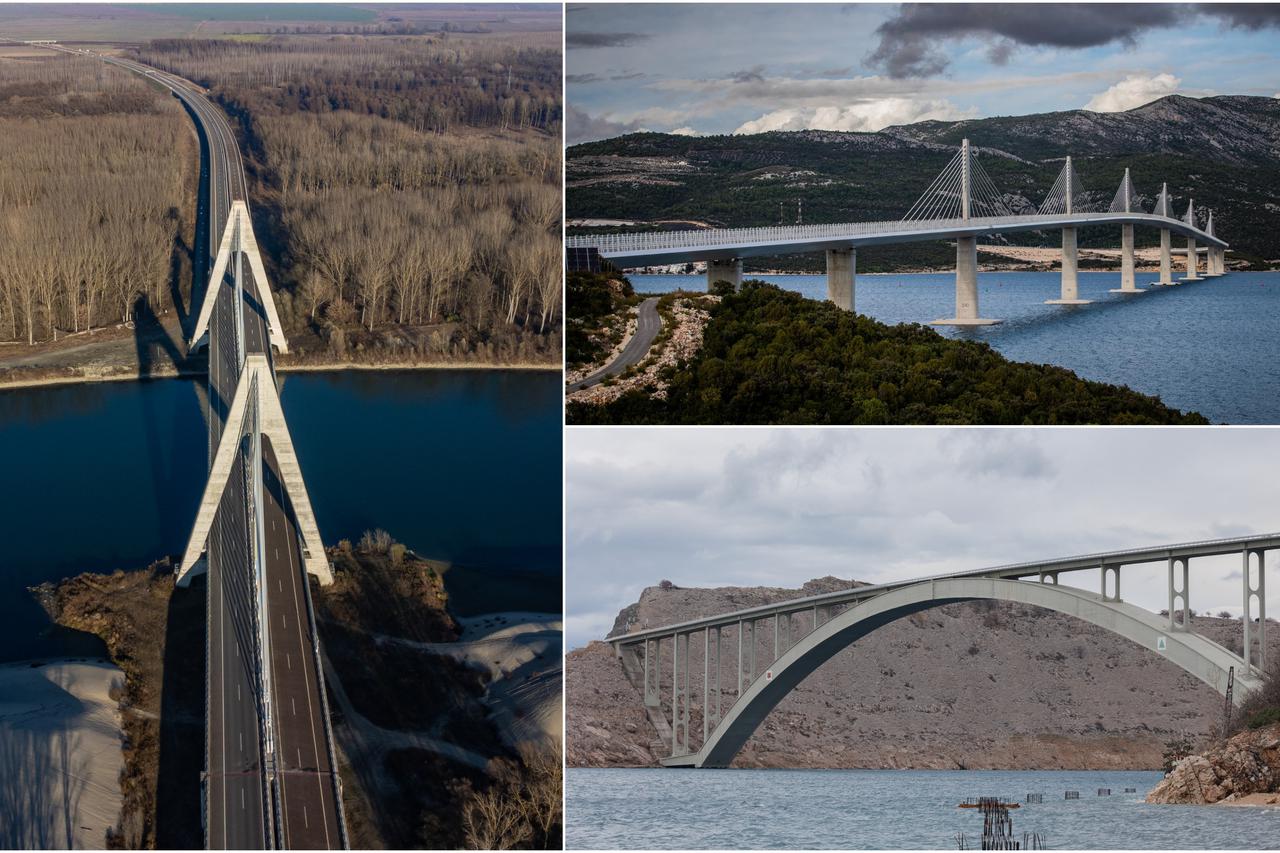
[567,278,1208,425]
[0,53,192,346]
[136,34,562,362]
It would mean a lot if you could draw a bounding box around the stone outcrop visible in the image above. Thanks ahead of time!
[1147,723,1280,805]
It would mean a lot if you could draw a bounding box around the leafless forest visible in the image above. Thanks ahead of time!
[137,34,563,364]
[0,53,192,346]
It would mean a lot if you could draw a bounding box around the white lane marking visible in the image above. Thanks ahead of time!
[297,748,303,768]
[286,652,291,670]
[282,613,287,629]
[241,787,245,811]
[292,696,296,716]
[239,730,242,753]
[303,805,309,829]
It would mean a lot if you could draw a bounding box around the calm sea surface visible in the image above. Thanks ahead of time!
[0,369,562,662]
[634,272,1280,424]
[567,767,1280,849]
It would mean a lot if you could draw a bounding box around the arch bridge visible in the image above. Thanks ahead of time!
[567,139,1230,325]
[610,534,1271,768]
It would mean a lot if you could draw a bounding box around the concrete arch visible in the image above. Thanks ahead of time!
[666,576,1257,768]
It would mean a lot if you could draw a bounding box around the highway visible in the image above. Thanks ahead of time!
[568,297,662,392]
[47,46,345,848]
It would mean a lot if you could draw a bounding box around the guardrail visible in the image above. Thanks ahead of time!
[567,212,1220,256]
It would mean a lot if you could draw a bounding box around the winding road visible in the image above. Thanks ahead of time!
[568,297,662,392]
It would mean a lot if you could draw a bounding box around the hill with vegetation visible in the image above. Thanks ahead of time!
[567,95,1280,267]
[566,279,1207,425]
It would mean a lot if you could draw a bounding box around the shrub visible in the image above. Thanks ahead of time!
[390,543,407,566]
[1162,737,1194,774]
[1246,707,1280,729]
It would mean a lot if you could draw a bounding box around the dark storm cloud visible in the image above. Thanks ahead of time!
[729,66,767,84]
[566,72,604,85]
[566,31,650,49]
[868,4,1184,77]
[1204,3,1280,29]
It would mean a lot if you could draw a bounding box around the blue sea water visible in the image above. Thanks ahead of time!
[632,272,1280,424]
[567,767,1280,849]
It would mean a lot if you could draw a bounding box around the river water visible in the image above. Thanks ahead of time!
[633,272,1280,424]
[0,369,562,662]
[567,767,1280,849]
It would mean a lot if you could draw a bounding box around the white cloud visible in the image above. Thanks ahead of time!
[1084,72,1181,112]
[733,97,976,134]
[669,126,702,136]
[565,428,1280,648]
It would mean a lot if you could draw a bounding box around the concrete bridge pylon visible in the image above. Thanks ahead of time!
[190,200,290,354]
[177,354,332,587]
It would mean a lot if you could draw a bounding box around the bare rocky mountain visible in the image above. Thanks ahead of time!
[568,577,1279,770]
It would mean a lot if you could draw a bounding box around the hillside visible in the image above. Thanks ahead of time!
[565,280,1208,425]
[567,95,1280,265]
[567,577,1280,770]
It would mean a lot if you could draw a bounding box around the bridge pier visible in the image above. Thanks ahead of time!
[1204,247,1223,278]
[1109,224,1143,294]
[1046,226,1090,305]
[1154,229,1175,285]
[707,258,742,292]
[1168,557,1191,630]
[932,236,1000,326]
[825,248,855,311]
[1243,550,1266,675]
[1182,237,1202,282]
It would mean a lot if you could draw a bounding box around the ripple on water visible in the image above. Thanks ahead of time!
[566,767,1280,850]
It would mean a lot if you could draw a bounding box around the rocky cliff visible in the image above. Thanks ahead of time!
[567,578,1279,770]
[1147,723,1280,805]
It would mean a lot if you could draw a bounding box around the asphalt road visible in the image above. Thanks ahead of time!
[64,48,344,849]
[568,296,663,392]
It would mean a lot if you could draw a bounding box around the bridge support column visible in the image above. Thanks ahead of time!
[1183,238,1202,282]
[1101,565,1121,602]
[1168,557,1191,631]
[1109,224,1142,294]
[932,236,1000,326]
[707,258,742,292]
[825,248,855,311]
[1205,247,1223,278]
[1155,229,1175,285]
[1046,226,1089,305]
[1243,550,1266,675]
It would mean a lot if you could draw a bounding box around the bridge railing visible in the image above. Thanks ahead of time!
[567,212,1208,257]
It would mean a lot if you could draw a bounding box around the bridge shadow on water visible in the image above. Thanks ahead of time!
[155,566,207,849]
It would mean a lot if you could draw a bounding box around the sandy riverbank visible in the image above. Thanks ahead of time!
[0,360,560,391]
[0,658,124,849]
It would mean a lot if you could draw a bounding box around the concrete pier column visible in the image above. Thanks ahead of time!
[825,248,855,311]
[932,236,1000,326]
[1046,226,1089,305]
[1183,238,1201,282]
[1156,229,1174,285]
[706,258,743,292]
[1110,224,1142,294]
[1205,247,1223,277]
[1243,549,1266,674]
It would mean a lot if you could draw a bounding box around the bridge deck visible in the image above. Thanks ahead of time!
[568,212,1228,268]
[612,533,1280,645]
[83,48,342,849]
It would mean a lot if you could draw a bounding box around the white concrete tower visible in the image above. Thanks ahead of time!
[1047,156,1089,305]
[1182,198,1202,282]
[1110,168,1142,294]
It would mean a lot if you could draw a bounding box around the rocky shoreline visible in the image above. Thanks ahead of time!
[1147,722,1280,806]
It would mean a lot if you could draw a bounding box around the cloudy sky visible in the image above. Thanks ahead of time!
[566,2,1280,144]
[566,428,1280,648]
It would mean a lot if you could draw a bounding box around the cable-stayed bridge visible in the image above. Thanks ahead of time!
[566,139,1230,325]
[611,535,1271,769]
[41,45,348,849]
